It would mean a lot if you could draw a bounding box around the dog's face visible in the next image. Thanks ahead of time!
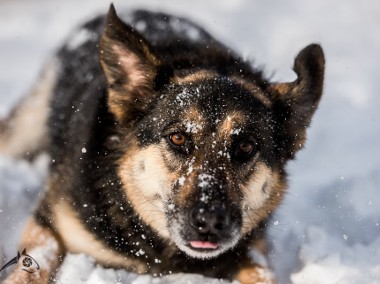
[124,79,286,258]
[100,7,324,258]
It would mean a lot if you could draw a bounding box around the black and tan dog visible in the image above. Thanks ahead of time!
[0,4,324,283]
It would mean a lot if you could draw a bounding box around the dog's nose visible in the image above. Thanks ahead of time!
[190,206,231,234]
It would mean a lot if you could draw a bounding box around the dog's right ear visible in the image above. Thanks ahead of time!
[100,4,161,122]
[269,44,325,159]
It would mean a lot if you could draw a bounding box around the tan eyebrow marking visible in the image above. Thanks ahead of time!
[230,76,272,108]
[217,112,246,140]
[172,70,218,84]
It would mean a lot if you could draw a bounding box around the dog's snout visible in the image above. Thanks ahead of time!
[190,206,231,234]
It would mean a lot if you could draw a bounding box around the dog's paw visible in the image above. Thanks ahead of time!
[3,267,48,284]
[235,265,275,284]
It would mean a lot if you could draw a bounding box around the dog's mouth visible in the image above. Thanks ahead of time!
[166,204,242,258]
[173,233,239,259]
[168,223,241,258]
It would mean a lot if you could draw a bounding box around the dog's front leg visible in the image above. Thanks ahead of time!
[3,217,64,284]
[234,250,276,284]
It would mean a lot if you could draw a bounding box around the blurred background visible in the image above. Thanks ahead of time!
[0,0,379,283]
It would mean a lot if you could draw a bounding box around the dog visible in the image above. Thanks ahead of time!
[0,4,324,283]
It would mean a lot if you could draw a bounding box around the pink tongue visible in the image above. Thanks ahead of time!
[190,241,219,249]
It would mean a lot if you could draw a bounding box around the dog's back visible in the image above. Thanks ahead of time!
[0,59,57,158]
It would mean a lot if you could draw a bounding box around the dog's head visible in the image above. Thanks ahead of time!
[100,6,324,259]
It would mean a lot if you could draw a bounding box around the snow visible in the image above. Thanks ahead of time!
[185,121,202,134]
[177,176,186,186]
[292,227,380,283]
[198,173,216,189]
[28,237,59,272]
[175,89,192,107]
[56,254,236,284]
[1,0,380,283]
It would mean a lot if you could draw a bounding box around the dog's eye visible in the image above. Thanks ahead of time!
[238,141,254,154]
[234,140,257,160]
[169,132,186,147]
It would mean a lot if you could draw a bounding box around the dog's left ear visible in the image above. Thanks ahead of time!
[100,4,163,122]
[270,44,325,158]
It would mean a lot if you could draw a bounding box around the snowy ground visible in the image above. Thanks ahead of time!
[1,0,379,283]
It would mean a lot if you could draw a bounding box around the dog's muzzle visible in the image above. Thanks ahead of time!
[188,206,232,250]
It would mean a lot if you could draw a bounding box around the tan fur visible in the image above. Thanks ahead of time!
[235,264,275,284]
[184,107,204,126]
[182,107,205,141]
[104,44,156,121]
[176,170,198,206]
[52,200,148,272]
[234,241,275,284]
[241,164,285,235]
[0,59,58,157]
[119,144,178,239]
[106,90,125,121]
[269,82,293,97]
[3,218,63,284]
[173,70,218,84]
[217,112,245,140]
[113,45,154,90]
